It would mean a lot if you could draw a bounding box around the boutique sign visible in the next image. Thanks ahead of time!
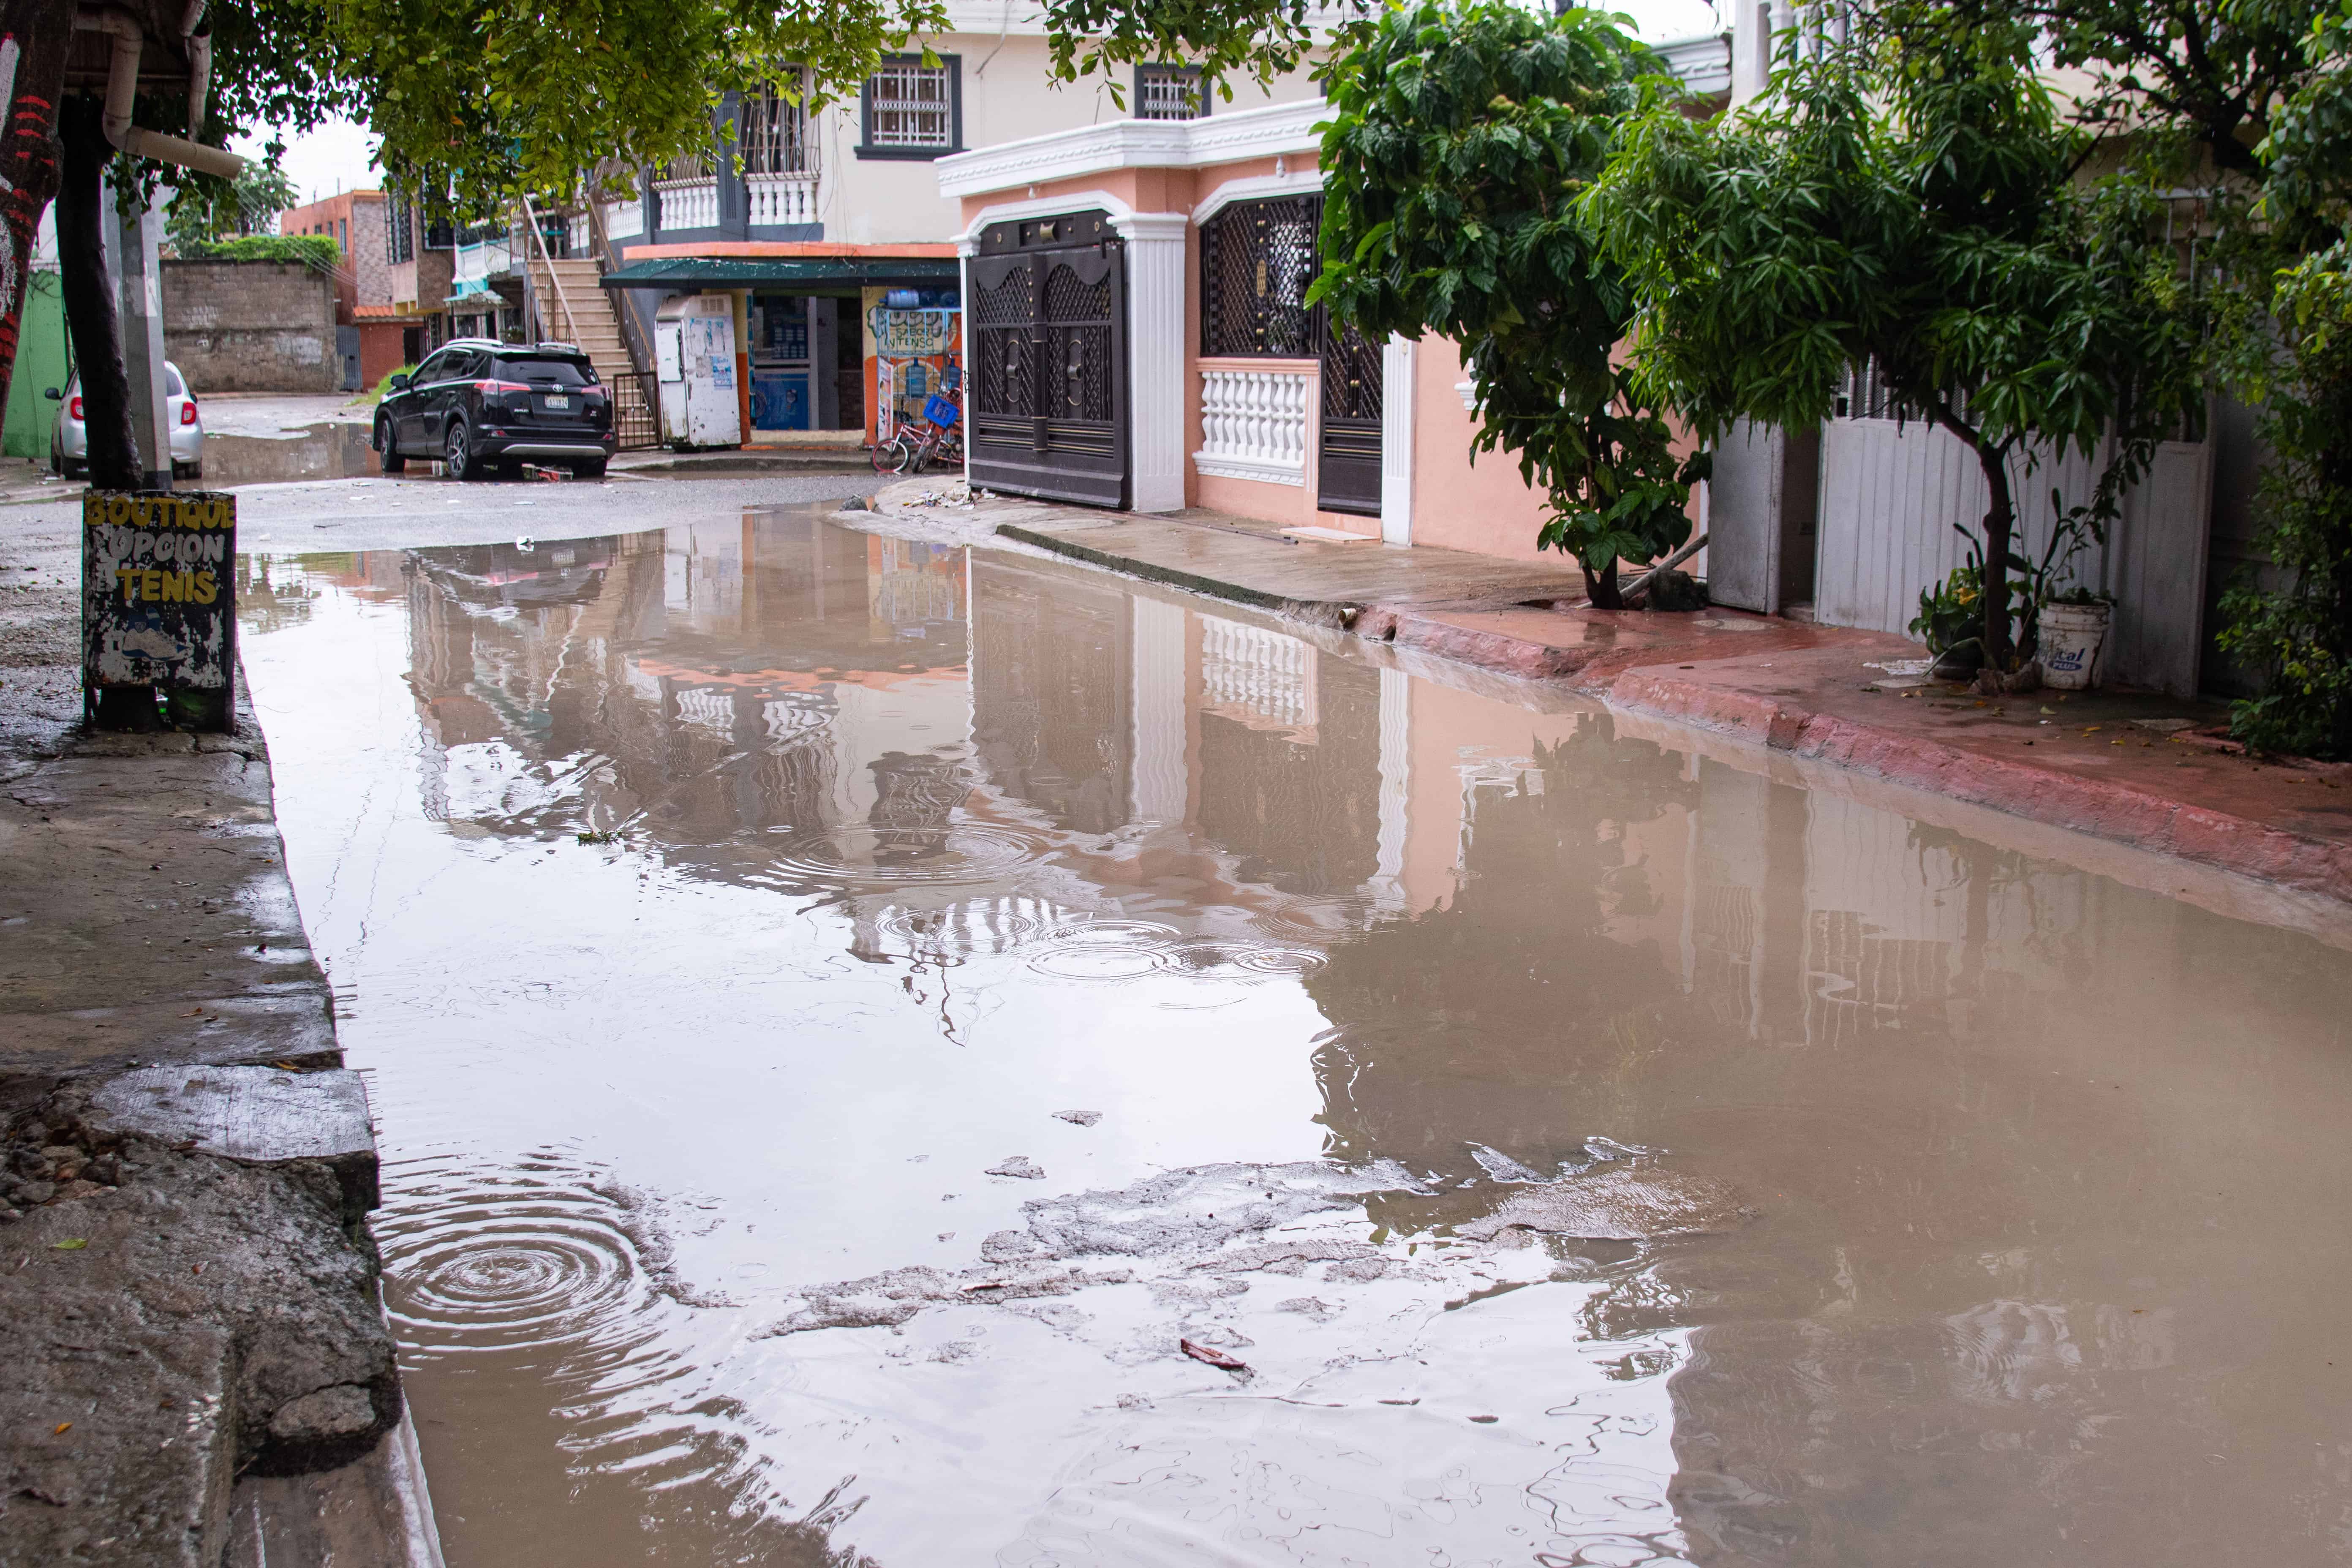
[81,490,236,715]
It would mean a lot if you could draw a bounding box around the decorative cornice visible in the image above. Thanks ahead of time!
[1655,33,1733,96]
[950,188,1136,248]
[936,98,1329,198]
[1193,169,1328,225]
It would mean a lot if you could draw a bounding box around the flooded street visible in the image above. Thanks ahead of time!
[236,509,2352,1566]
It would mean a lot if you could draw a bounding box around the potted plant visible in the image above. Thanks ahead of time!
[1911,555,1986,681]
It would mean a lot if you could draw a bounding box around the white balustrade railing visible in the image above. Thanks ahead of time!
[746,172,818,228]
[451,237,512,288]
[1198,615,1318,732]
[653,177,718,233]
[567,214,590,255]
[603,196,643,240]
[1193,366,1309,486]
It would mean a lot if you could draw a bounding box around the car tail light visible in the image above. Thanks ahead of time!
[179,400,198,426]
[475,380,534,395]
[68,396,82,420]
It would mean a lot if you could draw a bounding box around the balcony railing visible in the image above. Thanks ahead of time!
[451,236,513,288]
[746,172,817,228]
[604,196,643,241]
[653,177,718,233]
[1194,366,1309,486]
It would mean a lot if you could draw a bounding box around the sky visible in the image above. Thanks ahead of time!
[236,0,1722,207]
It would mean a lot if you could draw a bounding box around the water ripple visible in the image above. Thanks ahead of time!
[766,820,1052,886]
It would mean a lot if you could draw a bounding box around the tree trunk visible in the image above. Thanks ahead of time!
[1974,443,2016,669]
[57,94,138,490]
[1583,557,1623,610]
[0,0,73,438]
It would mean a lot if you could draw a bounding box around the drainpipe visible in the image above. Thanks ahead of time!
[181,0,211,139]
[75,7,245,179]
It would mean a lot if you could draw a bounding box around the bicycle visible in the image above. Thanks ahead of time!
[871,392,964,475]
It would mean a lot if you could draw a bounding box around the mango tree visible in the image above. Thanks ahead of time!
[1584,10,2202,667]
[1315,2,1701,607]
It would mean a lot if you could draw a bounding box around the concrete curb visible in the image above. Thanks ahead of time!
[1600,664,2352,907]
[996,522,1348,626]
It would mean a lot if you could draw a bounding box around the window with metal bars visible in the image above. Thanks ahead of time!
[1200,196,1324,357]
[387,201,414,264]
[741,81,812,175]
[1135,64,1205,120]
[860,55,961,158]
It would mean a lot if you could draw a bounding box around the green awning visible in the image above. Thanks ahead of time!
[600,256,961,289]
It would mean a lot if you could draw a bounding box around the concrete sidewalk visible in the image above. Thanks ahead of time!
[0,506,440,1565]
[939,487,2352,908]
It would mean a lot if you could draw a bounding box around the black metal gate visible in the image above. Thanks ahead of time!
[969,212,1128,508]
[1317,321,1383,517]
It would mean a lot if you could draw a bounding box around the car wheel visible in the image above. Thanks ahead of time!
[444,420,482,481]
[48,446,60,476]
[376,414,405,474]
[573,458,607,480]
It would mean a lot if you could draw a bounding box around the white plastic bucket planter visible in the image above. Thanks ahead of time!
[2038,602,2111,691]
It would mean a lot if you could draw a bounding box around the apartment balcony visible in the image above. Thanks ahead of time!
[653,176,719,234]
[745,172,818,229]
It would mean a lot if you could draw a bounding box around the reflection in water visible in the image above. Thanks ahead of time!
[243,513,2352,1566]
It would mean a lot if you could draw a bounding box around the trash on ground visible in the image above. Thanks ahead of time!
[985,1156,1045,1180]
[1180,1338,1250,1373]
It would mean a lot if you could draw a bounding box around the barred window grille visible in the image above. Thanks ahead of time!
[658,150,711,183]
[866,59,955,149]
[1136,64,1204,120]
[743,82,811,174]
[1200,196,1324,357]
[387,202,414,264]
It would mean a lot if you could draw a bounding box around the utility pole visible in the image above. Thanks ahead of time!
[102,172,169,490]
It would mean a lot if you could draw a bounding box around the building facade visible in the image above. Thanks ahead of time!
[560,5,1333,447]
[935,31,1730,558]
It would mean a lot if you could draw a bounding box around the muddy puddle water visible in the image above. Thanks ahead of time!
[239,514,2352,1567]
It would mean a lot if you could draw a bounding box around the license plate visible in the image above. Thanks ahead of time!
[542,394,569,411]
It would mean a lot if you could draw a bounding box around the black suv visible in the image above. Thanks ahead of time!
[375,339,618,479]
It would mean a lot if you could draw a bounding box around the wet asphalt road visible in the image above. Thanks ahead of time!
[229,469,884,553]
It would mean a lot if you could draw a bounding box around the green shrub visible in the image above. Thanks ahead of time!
[179,234,343,271]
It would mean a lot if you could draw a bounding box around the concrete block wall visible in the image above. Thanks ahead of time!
[162,261,338,393]
[350,199,389,311]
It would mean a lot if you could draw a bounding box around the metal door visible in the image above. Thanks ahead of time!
[969,212,1128,508]
[1316,320,1382,517]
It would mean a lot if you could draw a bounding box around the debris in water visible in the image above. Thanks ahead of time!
[985,1156,1045,1180]
[1456,1168,1754,1242]
[1181,1338,1250,1373]
[1467,1144,1548,1183]
[1052,1109,1102,1127]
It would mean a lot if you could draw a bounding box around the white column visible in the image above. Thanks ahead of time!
[1369,666,1412,906]
[1380,334,1416,547]
[958,238,976,483]
[1130,596,1189,825]
[1114,212,1190,513]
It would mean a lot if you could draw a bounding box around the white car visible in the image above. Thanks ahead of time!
[49,362,204,480]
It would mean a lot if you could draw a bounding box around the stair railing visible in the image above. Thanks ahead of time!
[519,192,580,347]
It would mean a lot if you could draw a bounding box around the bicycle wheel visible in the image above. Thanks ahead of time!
[871,436,914,475]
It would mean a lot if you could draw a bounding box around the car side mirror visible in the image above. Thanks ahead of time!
[388,374,411,392]
[42,387,59,400]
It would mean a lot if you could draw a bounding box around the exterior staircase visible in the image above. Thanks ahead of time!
[521,252,656,446]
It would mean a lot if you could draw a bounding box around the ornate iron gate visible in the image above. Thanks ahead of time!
[1317,322,1383,517]
[1199,193,1383,517]
[969,212,1128,507]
